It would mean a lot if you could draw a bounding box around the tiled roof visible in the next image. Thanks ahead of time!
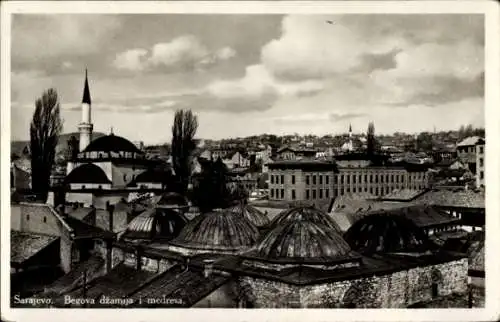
[368,205,460,229]
[11,231,59,265]
[381,189,427,201]
[412,189,485,208]
[130,266,231,307]
[66,206,95,221]
[42,255,104,295]
[457,136,484,147]
[63,216,114,239]
[66,264,158,304]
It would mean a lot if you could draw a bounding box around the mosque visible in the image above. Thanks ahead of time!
[49,71,171,208]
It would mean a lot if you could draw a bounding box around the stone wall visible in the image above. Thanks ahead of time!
[239,258,468,308]
[19,204,61,237]
[60,228,73,273]
[11,204,21,231]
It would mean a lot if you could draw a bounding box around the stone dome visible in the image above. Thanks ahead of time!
[228,203,270,228]
[170,209,260,252]
[65,163,111,184]
[83,134,143,154]
[270,206,342,233]
[121,208,188,241]
[343,213,436,255]
[250,217,354,262]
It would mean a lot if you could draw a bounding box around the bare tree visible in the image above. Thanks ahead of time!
[171,109,198,193]
[30,88,63,201]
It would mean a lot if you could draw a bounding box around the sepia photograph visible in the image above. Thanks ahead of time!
[1,1,499,321]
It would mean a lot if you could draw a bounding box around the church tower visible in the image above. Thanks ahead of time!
[78,69,93,151]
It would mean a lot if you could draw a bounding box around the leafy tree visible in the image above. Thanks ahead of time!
[191,158,232,213]
[171,109,198,194]
[30,88,63,201]
[416,132,434,152]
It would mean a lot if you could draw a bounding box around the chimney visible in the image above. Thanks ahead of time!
[106,201,115,232]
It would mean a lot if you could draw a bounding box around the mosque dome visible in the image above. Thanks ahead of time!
[83,134,143,154]
[251,219,353,261]
[269,206,342,233]
[121,207,188,241]
[343,213,437,255]
[65,163,111,184]
[228,203,271,229]
[170,209,260,252]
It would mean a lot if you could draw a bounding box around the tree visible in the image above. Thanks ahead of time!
[171,109,198,194]
[67,135,79,160]
[30,88,63,201]
[366,121,377,155]
[416,132,434,152]
[191,158,232,213]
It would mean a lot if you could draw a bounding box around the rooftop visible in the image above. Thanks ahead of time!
[83,134,144,154]
[457,136,484,147]
[65,163,111,184]
[11,231,59,265]
[412,189,485,208]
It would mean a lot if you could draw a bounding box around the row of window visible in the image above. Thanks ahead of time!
[270,174,286,185]
[270,189,285,199]
[305,189,330,200]
[305,175,330,185]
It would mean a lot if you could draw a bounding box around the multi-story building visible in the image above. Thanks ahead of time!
[268,155,430,206]
[276,146,317,160]
[457,136,484,172]
[476,139,485,187]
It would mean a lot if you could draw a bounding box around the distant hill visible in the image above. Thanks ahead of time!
[11,132,106,158]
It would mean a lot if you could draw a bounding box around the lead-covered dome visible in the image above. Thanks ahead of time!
[270,206,342,233]
[343,213,437,255]
[228,203,270,229]
[121,207,188,242]
[65,163,111,184]
[83,134,143,154]
[169,209,260,253]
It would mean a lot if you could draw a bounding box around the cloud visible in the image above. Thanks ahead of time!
[112,35,237,72]
[12,15,122,71]
[329,113,367,122]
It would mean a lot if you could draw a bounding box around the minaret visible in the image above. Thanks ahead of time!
[348,123,353,151]
[78,69,93,151]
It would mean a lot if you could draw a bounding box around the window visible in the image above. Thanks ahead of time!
[341,175,344,184]
[347,175,350,184]
[319,175,323,185]
[364,174,368,182]
[26,214,30,221]
[312,190,317,199]
[312,175,316,185]
[386,174,389,183]
[381,175,384,183]
[370,187,373,194]
[480,146,484,154]
[306,190,310,199]
[353,187,356,193]
[375,187,379,195]
[292,190,296,200]
[306,176,310,185]
[271,175,274,184]
[43,216,47,223]
[271,189,274,198]
[359,174,362,183]
[480,158,484,167]
[334,188,338,196]
[365,187,368,192]
[334,175,338,184]
[281,189,284,199]
[292,175,296,184]
[480,171,484,179]
[375,175,378,183]
[326,189,330,198]
[319,189,323,199]
[326,176,329,184]
[391,174,394,183]
[281,175,284,184]
[346,187,350,193]
[353,175,356,184]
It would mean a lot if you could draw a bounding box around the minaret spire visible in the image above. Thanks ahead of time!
[82,68,91,105]
[79,69,93,151]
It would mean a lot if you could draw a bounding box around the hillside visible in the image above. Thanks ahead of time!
[11,132,106,157]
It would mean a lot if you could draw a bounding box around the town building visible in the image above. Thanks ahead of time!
[276,145,317,160]
[456,136,484,173]
[475,139,485,187]
[267,154,430,206]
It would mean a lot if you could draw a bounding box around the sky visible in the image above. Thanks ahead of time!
[11,14,484,144]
